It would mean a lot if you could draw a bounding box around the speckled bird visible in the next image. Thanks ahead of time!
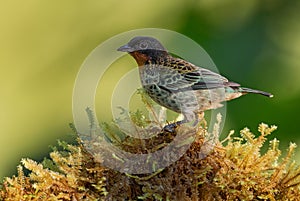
[117,36,273,129]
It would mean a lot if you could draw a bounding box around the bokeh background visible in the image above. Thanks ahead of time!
[1,0,300,179]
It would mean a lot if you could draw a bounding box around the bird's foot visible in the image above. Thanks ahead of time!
[162,112,203,133]
[163,120,185,133]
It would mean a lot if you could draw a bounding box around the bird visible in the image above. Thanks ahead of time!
[117,36,273,131]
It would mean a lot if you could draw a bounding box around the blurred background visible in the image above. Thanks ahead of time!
[1,0,300,179]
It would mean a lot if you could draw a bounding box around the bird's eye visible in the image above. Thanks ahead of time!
[139,42,148,50]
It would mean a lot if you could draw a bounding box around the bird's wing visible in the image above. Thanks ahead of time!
[155,57,240,92]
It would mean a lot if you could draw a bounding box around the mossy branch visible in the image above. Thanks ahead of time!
[1,91,300,200]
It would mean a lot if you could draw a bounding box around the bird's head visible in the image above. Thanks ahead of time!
[117,36,168,66]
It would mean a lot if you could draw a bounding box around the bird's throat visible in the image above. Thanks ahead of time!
[129,51,151,66]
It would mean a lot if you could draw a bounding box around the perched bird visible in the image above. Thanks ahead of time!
[117,36,273,130]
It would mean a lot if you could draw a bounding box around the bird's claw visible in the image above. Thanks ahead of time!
[162,121,184,133]
[163,123,177,133]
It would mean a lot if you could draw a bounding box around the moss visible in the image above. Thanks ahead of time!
[1,122,300,200]
[1,92,300,200]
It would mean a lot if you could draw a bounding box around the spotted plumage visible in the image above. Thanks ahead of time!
[117,36,273,127]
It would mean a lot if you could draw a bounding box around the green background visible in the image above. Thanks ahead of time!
[1,0,300,179]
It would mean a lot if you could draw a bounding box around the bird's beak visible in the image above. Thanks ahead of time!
[117,44,134,52]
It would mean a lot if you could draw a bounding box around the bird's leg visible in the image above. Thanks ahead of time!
[162,112,202,133]
[162,119,187,133]
[196,111,205,127]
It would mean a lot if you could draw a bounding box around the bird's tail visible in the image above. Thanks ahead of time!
[240,87,273,98]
